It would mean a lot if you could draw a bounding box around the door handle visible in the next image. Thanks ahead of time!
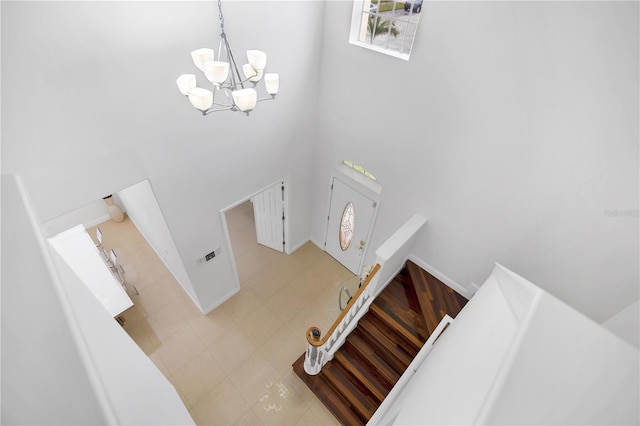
[359,240,365,250]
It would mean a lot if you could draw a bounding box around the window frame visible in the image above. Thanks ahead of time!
[348,0,420,61]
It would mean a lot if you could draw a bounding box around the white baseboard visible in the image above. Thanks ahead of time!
[84,214,111,229]
[309,237,324,250]
[201,286,240,315]
[287,238,310,255]
[407,255,472,299]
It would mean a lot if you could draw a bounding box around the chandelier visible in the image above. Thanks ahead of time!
[176,0,279,116]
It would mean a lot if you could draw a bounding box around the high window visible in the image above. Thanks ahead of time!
[349,0,423,60]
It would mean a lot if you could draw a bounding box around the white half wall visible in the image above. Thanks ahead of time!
[602,299,640,348]
[1,175,108,424]
[390,263,639,425]
[1,174,194,425]
[117,179,199,310]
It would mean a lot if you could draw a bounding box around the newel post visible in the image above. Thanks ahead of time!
[304,327,323,375]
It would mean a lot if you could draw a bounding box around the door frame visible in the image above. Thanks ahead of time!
[322,163,382,275]
[220,176,290,290]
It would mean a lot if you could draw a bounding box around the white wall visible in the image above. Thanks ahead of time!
[117,179,200,310]
[42,198,110,237]
[2,1,637,323]
[313,1,639,322]
[1,175,107,425]
[1,1,325,311]
[603,298,640,348]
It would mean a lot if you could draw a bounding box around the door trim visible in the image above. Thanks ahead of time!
[220,176,290,291]
[322,163,382,275]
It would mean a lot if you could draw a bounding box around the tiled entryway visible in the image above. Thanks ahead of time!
[89,201,350,425]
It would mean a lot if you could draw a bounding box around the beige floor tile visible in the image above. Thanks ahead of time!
[287,304,333,343]
[207,325,257,373]
[251,370,316,425]
[264,285,308,324]
[229,351,280,405]
[188,408,202,426]
[192,378,250,426]
[236,304,285,346]
[296,399,340,425]
[149,351,172,379]
[220,287,264,323]
[156,325,206,375]
[123,320,161,355]
[146,300,189,342]
[100,200,352,425]
[137,279,176,314]
[260,326,308,376]
[244,263,290,300]
[189,308,235,347]
[235,406,264,425]
[172,350,226,408]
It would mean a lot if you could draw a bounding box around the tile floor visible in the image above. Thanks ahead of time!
[89,201,351,425]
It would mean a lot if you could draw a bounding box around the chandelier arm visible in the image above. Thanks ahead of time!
[223,36,245,90]
[203,105,236,115]
[256,95,277,103]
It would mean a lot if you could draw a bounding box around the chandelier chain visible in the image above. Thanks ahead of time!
[217,0,225,38]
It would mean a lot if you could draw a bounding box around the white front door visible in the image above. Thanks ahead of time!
[251,181,284,252]
[324,177,377,274]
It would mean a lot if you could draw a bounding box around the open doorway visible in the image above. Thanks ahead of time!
[221,178,289,290]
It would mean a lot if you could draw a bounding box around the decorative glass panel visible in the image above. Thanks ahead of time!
[342,160,377,181]
[340,202,355,251]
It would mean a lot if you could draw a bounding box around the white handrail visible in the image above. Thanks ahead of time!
[304,264,381,375]
[303,214,428,375]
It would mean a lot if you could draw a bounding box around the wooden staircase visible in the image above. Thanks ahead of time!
[293,260,468,425]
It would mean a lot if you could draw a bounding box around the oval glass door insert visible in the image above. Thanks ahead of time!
[339,201,355,251]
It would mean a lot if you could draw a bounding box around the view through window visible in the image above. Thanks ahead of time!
[349,0,423,60]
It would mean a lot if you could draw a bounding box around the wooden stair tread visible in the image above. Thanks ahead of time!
[344,334,400,386]
[369,303,424,351]
[293,354,364,426]
[294,262,469,425]
[354,319,411,375]
[334,351,388,403]
[361,313,418,359]
[323,362,377,421]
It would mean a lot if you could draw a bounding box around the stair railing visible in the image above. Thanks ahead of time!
[304,263,381,375]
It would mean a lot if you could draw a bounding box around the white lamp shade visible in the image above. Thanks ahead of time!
[242,63,263,82]
[204,61,230,84]
[176,74,196,95]
[187,87,213,111]
[264,73,279,95]
[191,48,214,71]
[246,50,267,71]
[232,88,257,112]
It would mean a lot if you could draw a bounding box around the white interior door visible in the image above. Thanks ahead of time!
[325,177,377,274]
[251,181,284,252]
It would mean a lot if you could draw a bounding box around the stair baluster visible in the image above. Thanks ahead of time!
[304,264,381,375]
